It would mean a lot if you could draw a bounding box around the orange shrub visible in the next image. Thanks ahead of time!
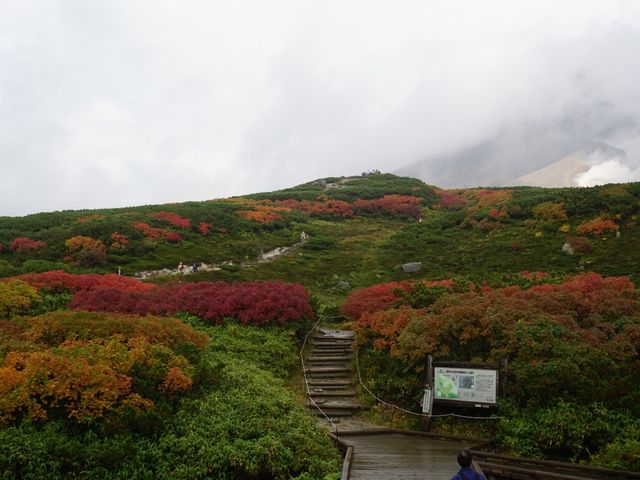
[110,232,128,249]
[0,311,207,425]
[236,210,284,223]
[64,236,107,266]
[576,217,619,236]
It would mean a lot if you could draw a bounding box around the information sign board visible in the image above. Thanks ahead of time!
[434,366,498,405]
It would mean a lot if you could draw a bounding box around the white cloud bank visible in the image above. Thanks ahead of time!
[1,0,640,215]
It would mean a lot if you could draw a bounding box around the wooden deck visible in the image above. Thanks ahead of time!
[338,432,473,480]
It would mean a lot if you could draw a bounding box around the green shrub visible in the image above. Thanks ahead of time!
[303,236,337,251]
[498,400,640,462]
[151,359,341,479]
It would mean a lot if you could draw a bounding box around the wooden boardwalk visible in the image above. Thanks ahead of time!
[338,432,472,480]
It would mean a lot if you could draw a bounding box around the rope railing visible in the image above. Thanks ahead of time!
[354,344,502,420]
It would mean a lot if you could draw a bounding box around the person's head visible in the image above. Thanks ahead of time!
[457,449,473,468]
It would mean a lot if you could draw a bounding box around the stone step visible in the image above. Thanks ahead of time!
[311,336,353,343]
[317,329,355,338]
[307,374,352,380]
[309,390,357,398]
[309,385,355,392]
[305,367,352,374]
[311,409,355,417]
[309,346,353,352]
[306,400,364,410]
[306,355,353,362]
[307,379,352,387]
[307,364,351,371]
[309,346,353,351]
[307,348,353,357]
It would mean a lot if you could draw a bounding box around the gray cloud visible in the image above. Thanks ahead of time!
[1,0,640,215]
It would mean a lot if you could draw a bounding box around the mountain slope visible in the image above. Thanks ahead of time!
[510,142,627,187]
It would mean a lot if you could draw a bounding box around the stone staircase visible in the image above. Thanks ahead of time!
[304,328,363,419]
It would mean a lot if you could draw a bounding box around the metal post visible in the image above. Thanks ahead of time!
[499,358,508,398]
[421,355,434,431]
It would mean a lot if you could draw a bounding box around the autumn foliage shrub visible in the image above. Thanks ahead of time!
[132,221,182,242]
[64,236,107,266]
[8,237,47,253]
[434,190,467,210]
[14,270,156,294]
[341,279,454,320]
[354,194,422,219]
[0,311,207,426]
[109,232,128,249]
[576,216,619,236]
[349,273,640,412]
[275,199,355,218]
[70,281,314,325]
[532,201,568,224]
[236,209,284,223]
[148,211,191,228]
[0,280,40,318]
[566,236,593,254]
[198,222,212,235]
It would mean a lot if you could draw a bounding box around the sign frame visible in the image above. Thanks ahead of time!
[432,361,499,408]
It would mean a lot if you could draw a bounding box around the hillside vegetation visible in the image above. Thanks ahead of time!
[3,174,639,304]
[2,173,640,474]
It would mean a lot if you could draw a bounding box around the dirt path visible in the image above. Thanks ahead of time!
[134,239,306,280]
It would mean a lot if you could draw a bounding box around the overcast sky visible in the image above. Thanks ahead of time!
[1,0,640,216]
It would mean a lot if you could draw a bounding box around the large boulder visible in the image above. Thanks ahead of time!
[562,242,574,256]
[402,262,422,274]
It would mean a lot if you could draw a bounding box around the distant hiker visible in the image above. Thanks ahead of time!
[177,261,184,272]
[117,266,122,276]
[451,450,486,480]
[192,262,198,272]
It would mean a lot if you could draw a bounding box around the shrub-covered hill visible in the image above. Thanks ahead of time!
[2,173,640,306]
[0,174,433,277]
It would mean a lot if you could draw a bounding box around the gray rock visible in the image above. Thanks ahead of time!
[336,280,351,290]
[402,262,422,273]
[562,242,574,256]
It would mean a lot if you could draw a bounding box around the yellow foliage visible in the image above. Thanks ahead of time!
[0,280,40,318]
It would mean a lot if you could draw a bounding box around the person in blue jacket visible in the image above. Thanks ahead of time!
[451,449,487,480]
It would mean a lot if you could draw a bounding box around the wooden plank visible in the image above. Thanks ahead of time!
[340,433,472,480]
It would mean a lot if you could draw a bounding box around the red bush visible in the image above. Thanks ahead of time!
[435,191,466,210]
[9,237,47,253]
[132,221,180,242]
[354,195,422,219]
[352,272,639,358]
[341,279,454,320]
[566,236,593,254]
[148,211,191,228]
[14,271,156,294]
[165,232,183,243]
[198,222,212,235]
[70,281,314,326]
[275,199,355,218]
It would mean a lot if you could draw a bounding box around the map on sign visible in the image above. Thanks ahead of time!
[434,367,497,404]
